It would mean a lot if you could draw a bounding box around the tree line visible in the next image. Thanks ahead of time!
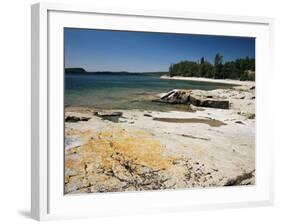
[168,53,255,81]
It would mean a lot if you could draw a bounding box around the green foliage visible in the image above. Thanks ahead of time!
[168,53,255,81]
[169,61,199,77]
[214,53,223,79]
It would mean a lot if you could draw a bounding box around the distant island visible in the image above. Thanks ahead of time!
[65,67,87,73]
[168,53,255,81]
[65,68,167,76]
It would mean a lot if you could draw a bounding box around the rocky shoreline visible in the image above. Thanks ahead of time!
[64,83,255,194]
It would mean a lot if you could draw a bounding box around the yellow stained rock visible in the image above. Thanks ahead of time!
[79,127,172,170]
[64,126,220,194]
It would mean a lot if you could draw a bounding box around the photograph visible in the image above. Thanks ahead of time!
[64,28,256,195]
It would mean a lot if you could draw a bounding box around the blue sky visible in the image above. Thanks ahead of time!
[64,28,255,72]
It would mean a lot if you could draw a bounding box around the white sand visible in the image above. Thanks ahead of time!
[161,75,255,86]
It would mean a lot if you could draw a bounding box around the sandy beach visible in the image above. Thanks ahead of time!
[64,82,255,194]
[161,75,255,86]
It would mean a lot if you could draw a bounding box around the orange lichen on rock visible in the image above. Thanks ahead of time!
[88,127,172,169]
[65,126,221,194]
[65,127,175,193]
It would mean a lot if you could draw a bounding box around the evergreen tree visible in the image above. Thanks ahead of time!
[168,54,255,81]
[214,53,223,79]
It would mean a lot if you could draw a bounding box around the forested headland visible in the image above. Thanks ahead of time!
[168,53,255,81]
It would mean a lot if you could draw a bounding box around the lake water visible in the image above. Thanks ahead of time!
[65,73,232,111]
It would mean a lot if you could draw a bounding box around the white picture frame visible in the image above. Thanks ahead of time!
[31,2,274,221]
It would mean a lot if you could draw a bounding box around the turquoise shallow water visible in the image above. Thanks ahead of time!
[65,73,232,111]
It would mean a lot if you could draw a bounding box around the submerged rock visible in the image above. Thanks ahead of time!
[235,121,245,125]
[157,89,230,109]
[94,111,123,117]
[65,116,90,122]
[94,111,124,123]
[153,117,226,127]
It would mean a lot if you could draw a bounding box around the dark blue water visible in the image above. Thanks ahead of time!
[65,73,232,111]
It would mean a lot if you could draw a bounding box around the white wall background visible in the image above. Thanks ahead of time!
[0,0,279,223]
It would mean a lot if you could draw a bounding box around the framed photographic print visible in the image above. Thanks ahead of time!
[31,2,274,221]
